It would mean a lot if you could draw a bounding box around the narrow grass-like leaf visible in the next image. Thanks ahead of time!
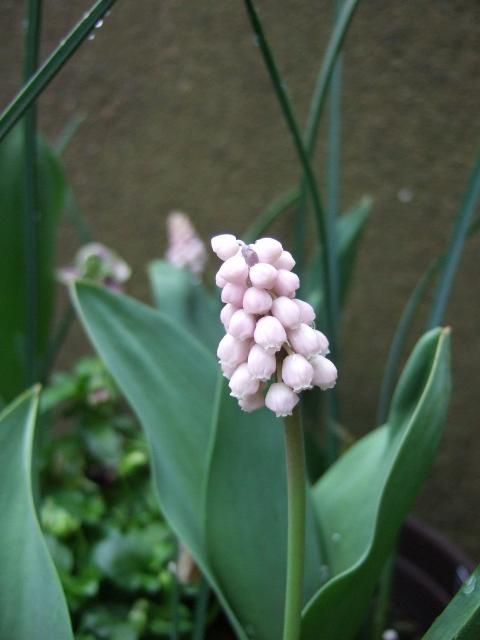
[422,565,480,639]
[243,186,300,243]
[0,387,73,639]
[242,0,338,353]
[426,151,480,329]
[0,0,117,142]
[301,328,451,640]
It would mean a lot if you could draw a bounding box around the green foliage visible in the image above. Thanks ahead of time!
[0,388,73,640]
[148,260,221,352]
[72,281,325,640]
[423,565,480,639]
[301,328,451,640]
[0,125,66,402]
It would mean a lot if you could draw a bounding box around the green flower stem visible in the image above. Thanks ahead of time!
[282,408,306,640]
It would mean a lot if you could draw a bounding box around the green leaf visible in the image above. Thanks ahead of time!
[422,565,480,639]
[71,282,243,634]
[0,388,73,639]
[301,328,451,640]
[148,260,221,352]
[72,282,324,640]
[205,383,323,640]
[303,197,371,314]
[0,126,66,402]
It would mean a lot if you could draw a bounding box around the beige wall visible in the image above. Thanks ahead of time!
[2,1,480,557]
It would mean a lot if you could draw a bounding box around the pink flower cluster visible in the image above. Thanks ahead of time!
[212,234,337,417]
[165,211,207,275]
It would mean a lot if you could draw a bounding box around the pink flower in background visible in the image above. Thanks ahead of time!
[165,211,207,275]
[57,242,131,291]
[212,234,337,417]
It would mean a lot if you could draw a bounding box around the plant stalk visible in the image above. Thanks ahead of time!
[282,409,306,640]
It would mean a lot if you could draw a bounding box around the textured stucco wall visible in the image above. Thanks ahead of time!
[2,1,480,557]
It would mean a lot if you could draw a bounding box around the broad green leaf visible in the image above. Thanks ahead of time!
[422,565,480,639]
[0,387,73,639]
[303,197,371,313]
[301,328,451,640]
[72,282,244,636]
[73,282,324,640]
[205,384,323,640]
[148,260,221,352]
[0,125,66,402]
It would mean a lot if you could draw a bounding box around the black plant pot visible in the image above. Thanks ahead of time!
[208,517,474,639]
[390,517,475,638]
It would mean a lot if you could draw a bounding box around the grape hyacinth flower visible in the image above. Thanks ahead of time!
[212,234,337,417]
[165,211,207,275]
[57,242,131,291]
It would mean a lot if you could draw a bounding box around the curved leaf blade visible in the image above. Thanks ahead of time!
[301,328,451,640]
[0,388,73,639]
[0,126,66,401]
[71,282,245,637]
[423,565,480,639]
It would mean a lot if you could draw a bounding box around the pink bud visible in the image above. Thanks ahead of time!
[294,299,316,325]
[217,253,248,285]
[217,334,251,367]
[282,354,314,392]
[265,383,299,417]
[315,330,330,356]
[288,323,325,358]
[249,263,278,289]
[274,270,300,297]
[221,361,237,380]
[254,316,287,353]
[271,296,301,329]
[229,363,260,399]
[247,344,276,381]
[311,355,338,390]
[220,303,238,330]
[253,238,283,264]
[221,283,247,307]
[275,250,296,271]
[211,234,240,261]
[243,287,272,315]
[227,309,256,341]
[215,272,227,288]
[239,391,265,413]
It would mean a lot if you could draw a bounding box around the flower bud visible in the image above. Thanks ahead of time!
[271,296,301,329]
[274,270,300,297]
[215,272,227,288]
[315,330,330,356]
[275,250,296,271]
[288,323,324,358]
[229,363,260,399]
[220,361,237,380]
[217,334,251,367]
[221,283,247,307]
[282,354,314,392]
[247,344,276,381]
[249,263,278,289]
[265,383,299,417]
[254,316,287,352]
[294,299,316,325]
[242,287,273,315]
[217,253,248,285]
[311,355,338,390]
[211,234,240,261]
[239,391,265,413]
[220,303,237,330]
[227,309,256,341]
[253,238,283,264]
